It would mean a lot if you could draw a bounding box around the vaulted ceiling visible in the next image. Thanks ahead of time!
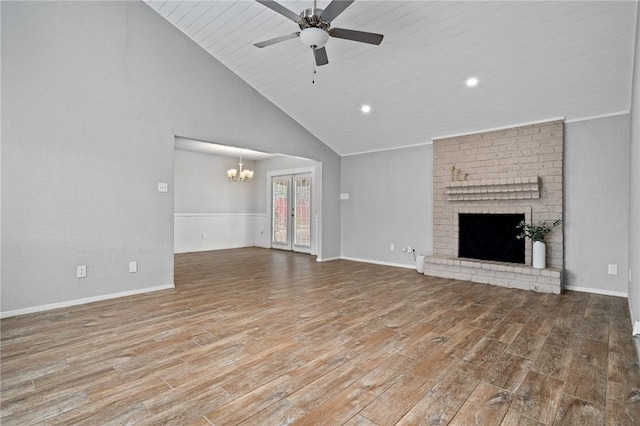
[147,1,637,156]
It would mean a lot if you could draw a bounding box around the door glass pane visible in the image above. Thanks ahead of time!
[294,177,311,247]
[272,179,289,244]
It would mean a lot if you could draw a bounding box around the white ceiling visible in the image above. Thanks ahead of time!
[147,1,638,156]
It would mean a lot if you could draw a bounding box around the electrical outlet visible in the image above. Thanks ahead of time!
[608,264,618,275]
[129,261,137,273]
[390,244,395,251]
[407,245,412,252]
[157,182,168,193]
[77,265,87,278]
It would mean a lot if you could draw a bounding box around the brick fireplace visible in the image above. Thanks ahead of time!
[424,120,564,294]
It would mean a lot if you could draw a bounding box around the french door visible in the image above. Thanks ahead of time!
[271,174,312,253]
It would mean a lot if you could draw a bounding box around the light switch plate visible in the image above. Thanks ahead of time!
[77,265,87,278]
[129,261,137,273]
[608,264,618,275]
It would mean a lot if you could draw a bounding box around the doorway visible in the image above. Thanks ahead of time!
[271,173,312,253]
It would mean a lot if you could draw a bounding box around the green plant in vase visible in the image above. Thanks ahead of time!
[516,219,562,242]
[516,219,562,268]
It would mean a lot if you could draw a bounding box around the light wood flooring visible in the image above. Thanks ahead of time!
[2,247,640,425]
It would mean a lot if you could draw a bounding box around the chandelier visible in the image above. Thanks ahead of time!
[227,151,253,182]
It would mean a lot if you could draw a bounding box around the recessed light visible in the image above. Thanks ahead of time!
[361,105,371,113]
[466,77,478,87]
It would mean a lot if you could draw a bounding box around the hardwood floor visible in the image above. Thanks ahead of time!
[2,247,639,425]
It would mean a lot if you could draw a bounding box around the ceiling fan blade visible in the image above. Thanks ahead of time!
[329,27,384,45]
[255,0,301,23]
[254,32,300,48]
[320,0,355,23]
[313,46,329,66]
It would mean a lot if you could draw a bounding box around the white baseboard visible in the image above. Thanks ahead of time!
[0,283,175,319]
[340,256,416,270]
[316,256,340,262]
[564,285,628,298]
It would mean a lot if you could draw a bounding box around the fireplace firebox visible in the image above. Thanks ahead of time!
[458,213,525,264]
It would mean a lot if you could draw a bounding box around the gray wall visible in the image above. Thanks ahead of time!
[1,1,340,314]
[564,115,631,294]
[2,1,637,317]
[174,150,256,214]
[629,3,640,333]
[340,145,433,267]
[340,116,634,295]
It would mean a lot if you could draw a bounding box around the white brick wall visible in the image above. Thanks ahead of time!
[428,120,564,293]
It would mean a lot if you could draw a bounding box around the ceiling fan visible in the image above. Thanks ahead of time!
[253,0,384,66]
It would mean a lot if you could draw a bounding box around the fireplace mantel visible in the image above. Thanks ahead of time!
[445,176,540,201]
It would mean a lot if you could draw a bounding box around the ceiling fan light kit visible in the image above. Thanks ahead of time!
[300,27,329,49]
[254,0,384,68]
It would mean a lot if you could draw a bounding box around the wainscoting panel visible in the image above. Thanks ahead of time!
[174,214,266,253]
[253,214,271,249]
